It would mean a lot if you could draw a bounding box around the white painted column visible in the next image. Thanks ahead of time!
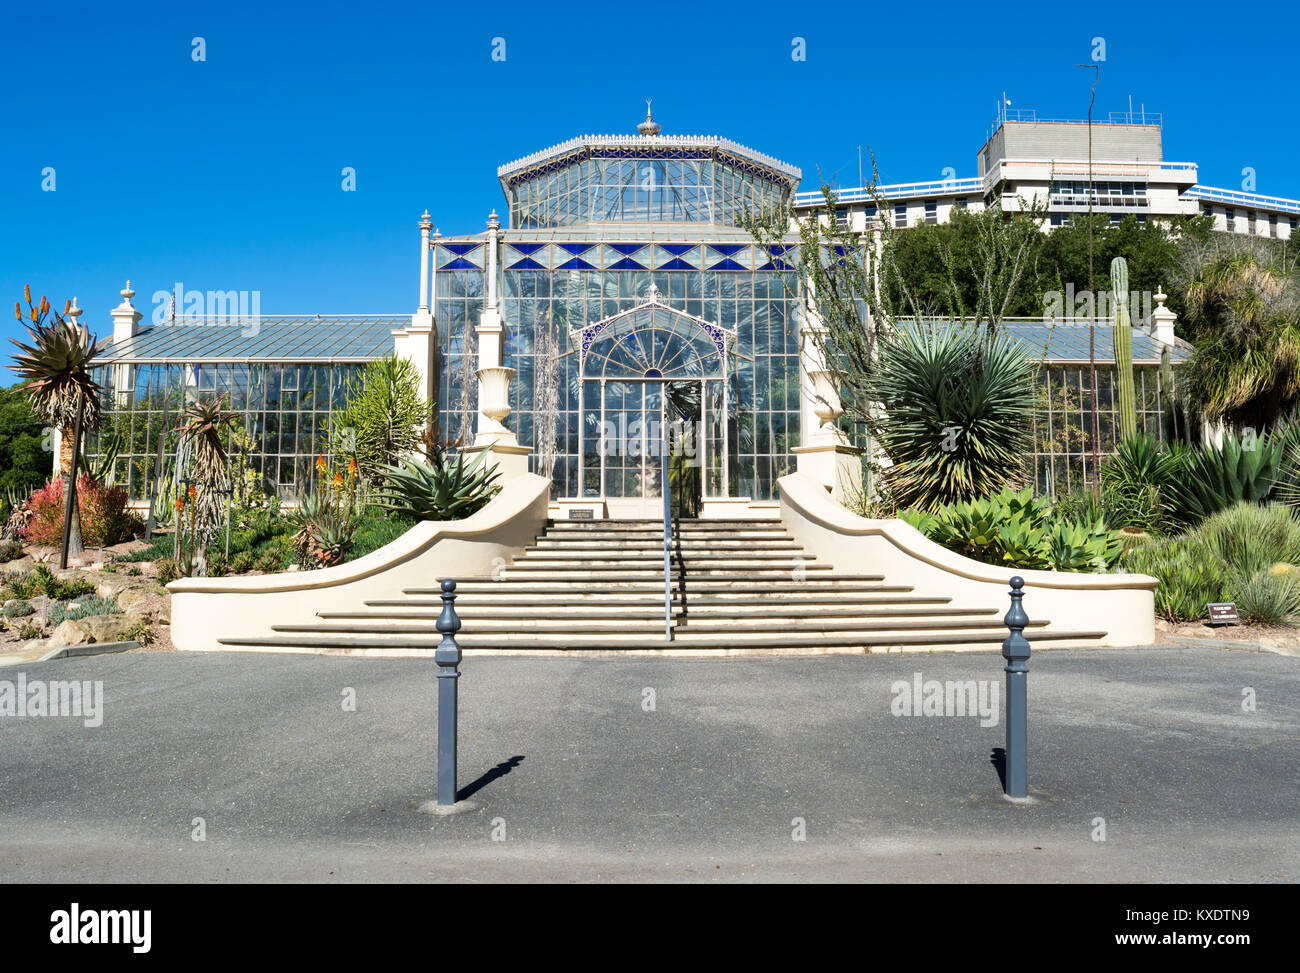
[467,209,532,482]
[109,283,142,408]
[394,212,439,408]
[791,272,862,502]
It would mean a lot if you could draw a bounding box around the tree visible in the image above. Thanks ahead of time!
[329,355,431,485]
[1173,234,1300,428]
[0,382,51,495]
[10,288,102,565]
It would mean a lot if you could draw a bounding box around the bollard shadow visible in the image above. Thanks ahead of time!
[458,754,525,802]
[989,747,1007,791]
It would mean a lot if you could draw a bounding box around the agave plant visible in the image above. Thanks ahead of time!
[866,322,1036,511]
[179,396,233,549]
[1169,431,1282,524]
[10,287,103,563]
[378,444,500,521]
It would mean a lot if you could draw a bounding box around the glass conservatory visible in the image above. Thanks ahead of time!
[435,117,806,513]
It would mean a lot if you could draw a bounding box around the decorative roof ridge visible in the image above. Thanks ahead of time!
[498,133,801,182]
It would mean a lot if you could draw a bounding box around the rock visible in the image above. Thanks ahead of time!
[47,614,138,649]
[116,588,150,612]
[1,557,34,575]
[96,576,132,600]
[156,603,170,625]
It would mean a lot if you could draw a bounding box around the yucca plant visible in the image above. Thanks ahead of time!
[378,443,500,521]
[10,287,102,566]
[179,396,233,553]
[866,322,1036,511]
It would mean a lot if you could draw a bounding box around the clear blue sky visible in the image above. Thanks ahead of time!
[3,0,1297,381]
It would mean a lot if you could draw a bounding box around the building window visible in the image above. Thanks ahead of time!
[924,202,938,225]
[955,198,969,211]
[1050,213,1066,227]
[834,208,849,227]
[1248,212,1257,235]
[1270,214,1278,238]
[894,203,907,228]
[1225,208,1235,232]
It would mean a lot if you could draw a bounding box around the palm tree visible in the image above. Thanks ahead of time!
[11,287,102,566]
[1176,236,1300,429]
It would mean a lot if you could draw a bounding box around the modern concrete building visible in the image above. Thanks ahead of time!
[806,109,1300,239]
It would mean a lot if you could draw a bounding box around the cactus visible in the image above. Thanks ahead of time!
[1110,256,1137,440]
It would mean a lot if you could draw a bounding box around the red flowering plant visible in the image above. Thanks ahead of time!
[22,474,142,549]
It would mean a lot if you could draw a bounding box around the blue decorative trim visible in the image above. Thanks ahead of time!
[607,258,647,270]
[442,258,481,270]
[707,258,747,271]
[657,258,696,271]
[507,257,546,270]
[557,257,596,270]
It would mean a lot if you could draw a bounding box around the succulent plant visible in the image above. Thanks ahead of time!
[1110,256,1137,440]
[377,444,500,522]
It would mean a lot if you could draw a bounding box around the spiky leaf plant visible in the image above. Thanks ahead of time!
[10,298,102,432]
[865,322,1036,512]
[10,288,103,561]
[377,444,500,522]
[179,396,233,547]
[1170,431,1282,524]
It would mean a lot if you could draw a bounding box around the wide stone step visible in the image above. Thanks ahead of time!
[537,531,793,543]
[320,604,984,622]
[220,628,1107,652]
[500,563,837,576]
[514,546,811,561]
[528,541,803,552]
[401,576,895,594]
[546,519,782,529]
[276,614,1032,638]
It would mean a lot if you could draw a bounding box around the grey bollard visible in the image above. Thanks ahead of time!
[435,578,462,805]
[1002,576,1031,798]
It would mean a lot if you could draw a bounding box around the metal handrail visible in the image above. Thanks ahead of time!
[661,434,672,642]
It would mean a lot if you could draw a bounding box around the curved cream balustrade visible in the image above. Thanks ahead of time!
[778,473,1158,647]
[168,473,552,652]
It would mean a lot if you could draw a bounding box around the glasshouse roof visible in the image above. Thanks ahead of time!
[100,316,408,363]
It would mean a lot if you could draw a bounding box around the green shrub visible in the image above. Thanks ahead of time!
[4,600,34,617]
[1232,565,1300,625]
[349,509,416,561]
[229,550,256,574]
[906,485,1124,572]
[0,539,24,562]
[156,561,180,585]
[1121,536,1227,622]
[1196,502,1300,577]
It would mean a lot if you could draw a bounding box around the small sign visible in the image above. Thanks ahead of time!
[1207,602,1240,625]
[568,509,594,520]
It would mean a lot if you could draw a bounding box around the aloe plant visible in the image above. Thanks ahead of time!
[1110,256,1137,440]
[377,445,500,521]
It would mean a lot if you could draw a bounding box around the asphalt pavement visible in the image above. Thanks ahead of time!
[1,646,1296,882]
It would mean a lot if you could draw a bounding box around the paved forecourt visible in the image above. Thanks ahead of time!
[0,647,1296,882]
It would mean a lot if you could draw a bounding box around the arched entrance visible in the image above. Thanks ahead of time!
[573,293,734,518]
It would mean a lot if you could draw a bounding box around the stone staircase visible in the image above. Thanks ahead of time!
[217,519,1107,653]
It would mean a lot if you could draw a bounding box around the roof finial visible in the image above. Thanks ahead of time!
[638,99,661,136]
